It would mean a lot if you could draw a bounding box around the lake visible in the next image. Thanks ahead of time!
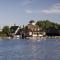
[0,38,60,60]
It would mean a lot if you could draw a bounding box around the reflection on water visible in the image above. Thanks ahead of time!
[0,39,60,60]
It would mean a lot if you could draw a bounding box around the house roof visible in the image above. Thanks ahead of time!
[10,26,19,33]
[15,29,22,35]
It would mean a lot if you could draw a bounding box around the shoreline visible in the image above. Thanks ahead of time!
[0,36,60,40]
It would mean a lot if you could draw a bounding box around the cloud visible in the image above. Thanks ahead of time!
[42,3,60,14]
[25,9,32,14]
[25,9,41,14]
[25,3,60,14]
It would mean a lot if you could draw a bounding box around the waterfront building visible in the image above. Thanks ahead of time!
[10,21,46,39]
[10,25,21,39]
[24,21,46,38]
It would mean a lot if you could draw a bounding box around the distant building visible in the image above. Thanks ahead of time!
[25,21,45,37]
[0,27,2,32]
[0,29,2,32]
[10,21,46,39]
[10,25,21,38]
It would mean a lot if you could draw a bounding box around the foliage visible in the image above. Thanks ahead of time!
[2,26,10,36]
[36,20,60,30]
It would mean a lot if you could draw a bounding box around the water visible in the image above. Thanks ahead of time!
[0,38,60,60]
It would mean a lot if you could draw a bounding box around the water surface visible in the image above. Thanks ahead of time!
[0,38,60,60]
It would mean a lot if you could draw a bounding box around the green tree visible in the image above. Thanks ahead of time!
[2,26,10,36]
[36,20,60,30]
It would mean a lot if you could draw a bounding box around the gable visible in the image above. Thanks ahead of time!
[10,26,19,33]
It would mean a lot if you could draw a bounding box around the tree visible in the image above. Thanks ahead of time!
[2,26,10,36]
[36,20,60,30]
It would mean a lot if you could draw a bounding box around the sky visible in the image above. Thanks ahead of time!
[0,0,60,28]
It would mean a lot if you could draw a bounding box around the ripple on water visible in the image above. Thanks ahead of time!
[0,39,59,60]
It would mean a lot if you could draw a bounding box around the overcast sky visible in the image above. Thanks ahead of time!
[0,0,60,27]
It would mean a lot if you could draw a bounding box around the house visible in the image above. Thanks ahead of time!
[0,29,2,32]
[10,21,46,39]
[10,25,21,38]
[10,25,29,39]
[25,21,46,37]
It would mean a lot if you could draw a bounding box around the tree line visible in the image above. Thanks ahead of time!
[0,20,60,37]
[36,20,60,30]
